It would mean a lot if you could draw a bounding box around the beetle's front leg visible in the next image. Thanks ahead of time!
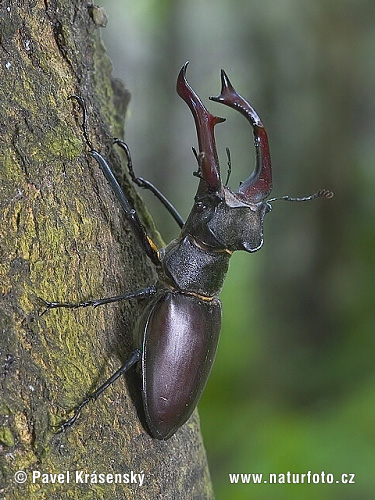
[114,139,185,228]
[70,95,160,266]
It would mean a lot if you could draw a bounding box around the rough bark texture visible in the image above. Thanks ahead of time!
[0,1,214,498]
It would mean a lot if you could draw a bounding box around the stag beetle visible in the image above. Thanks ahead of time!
[44,63,332,440]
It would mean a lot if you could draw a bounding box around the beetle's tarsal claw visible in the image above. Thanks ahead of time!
[38,297,53,317]
[69,95,95,152]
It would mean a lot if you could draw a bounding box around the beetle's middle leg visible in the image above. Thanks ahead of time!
[57,348,142,433]
[40,285,156,315]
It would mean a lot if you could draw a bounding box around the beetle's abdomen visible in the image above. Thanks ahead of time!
[142,291,221,440]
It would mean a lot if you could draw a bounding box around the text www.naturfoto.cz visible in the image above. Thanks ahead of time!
[229,471,355,485]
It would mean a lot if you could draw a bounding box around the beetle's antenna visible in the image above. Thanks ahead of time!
[69,95,95,151]
[224,147,232,186]
[267,189,334,204]
[192,146,199,164]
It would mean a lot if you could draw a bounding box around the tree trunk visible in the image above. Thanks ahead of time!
[0,2,213,498]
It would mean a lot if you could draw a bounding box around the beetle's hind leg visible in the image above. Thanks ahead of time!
[57,348,142,433]
[40,285,156,316]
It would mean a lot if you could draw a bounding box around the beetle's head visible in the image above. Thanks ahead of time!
[177,63,272,253]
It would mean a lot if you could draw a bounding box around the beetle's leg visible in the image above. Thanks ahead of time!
[70,96,160,266]
[90,149,161,265]
[57,348,142,433]
[114,139,185,228]
[40,285,157,315]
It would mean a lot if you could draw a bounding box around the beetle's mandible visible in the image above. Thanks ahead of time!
[43,63,333,440]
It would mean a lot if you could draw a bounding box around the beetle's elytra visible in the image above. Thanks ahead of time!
[44,63,332,439]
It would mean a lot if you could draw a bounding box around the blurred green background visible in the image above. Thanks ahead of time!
[99,1,375,498]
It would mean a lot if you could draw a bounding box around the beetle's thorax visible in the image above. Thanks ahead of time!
[160,234,231,298]
[159,186,269,298]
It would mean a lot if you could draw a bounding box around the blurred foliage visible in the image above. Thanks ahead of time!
[100,1,375,498]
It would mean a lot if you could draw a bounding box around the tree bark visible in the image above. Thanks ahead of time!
[0,2,214,498]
